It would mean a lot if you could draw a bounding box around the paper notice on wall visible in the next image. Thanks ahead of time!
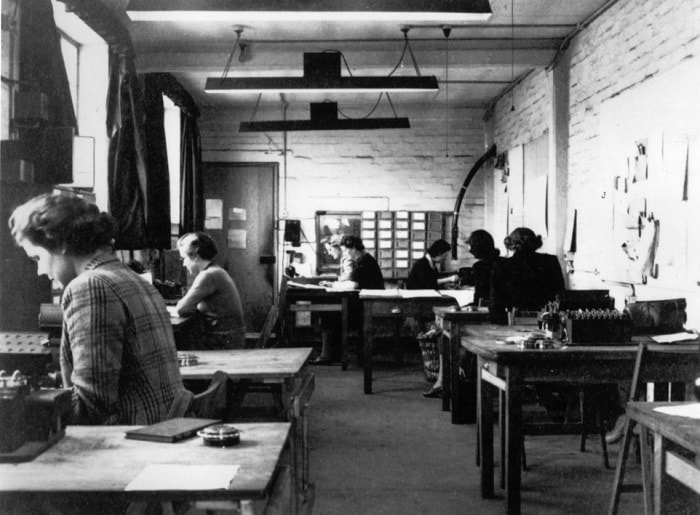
[227,229,247,249]
[204,199,223,229]
[229,207,247,221]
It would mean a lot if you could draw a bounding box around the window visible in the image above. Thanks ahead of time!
[59,32,79,117]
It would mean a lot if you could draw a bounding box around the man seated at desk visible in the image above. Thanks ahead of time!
[9,193,190,426]
[313,235,385,365]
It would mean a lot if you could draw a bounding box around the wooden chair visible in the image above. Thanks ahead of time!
[238,305,286,419]
[607,341,690,514]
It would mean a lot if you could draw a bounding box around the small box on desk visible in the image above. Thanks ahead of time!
[563,317,633,345]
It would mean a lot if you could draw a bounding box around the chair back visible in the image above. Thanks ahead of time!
[187,370,229,420]
[256,305,279,349]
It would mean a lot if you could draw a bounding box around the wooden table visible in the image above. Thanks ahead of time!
[360,289,458,394]
[179,348,315,514]
[462,325,700,515]
[624,402,700,514]
[284,287,359,369]
[0,423,292,515]
[433,306,490,423]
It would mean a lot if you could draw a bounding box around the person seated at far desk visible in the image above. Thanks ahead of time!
[9,193,190,426]
[491,226,565,325]
[419,233,503,399]
[406,238,459,290]
[323,234,385,291]
[319,235,355,284]
[407,239,457,398]
[312,235,384,365]
[176,232,246,349]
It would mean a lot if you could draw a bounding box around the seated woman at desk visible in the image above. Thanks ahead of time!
[9,194,189,425]
[421,232,501,398]
[320,235,355,284]
[406,238,459,289]
[313,235,384,365]
[491,227,565,324]
[328,235,385,290]
[176,232,246,349]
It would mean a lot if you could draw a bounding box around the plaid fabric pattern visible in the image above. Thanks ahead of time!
[60,253,186,425]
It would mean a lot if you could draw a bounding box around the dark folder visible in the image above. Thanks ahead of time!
[125,417,221,443]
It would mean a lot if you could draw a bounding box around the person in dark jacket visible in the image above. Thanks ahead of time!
[406,239,458,290]
[422,231,502,398]
[313,235,385,365]
[491,227,565,323]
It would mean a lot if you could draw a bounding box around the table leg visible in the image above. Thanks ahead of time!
[363,302,373,394]
[653,432,664,515]
[441,326,451,413]
[505,369,522,515]
[480,359,494,498]
[639,426,653,514]
[341,298,349,371]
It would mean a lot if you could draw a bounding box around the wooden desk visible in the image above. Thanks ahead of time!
[463,325,699,515]
[284,287,359,370]
[433,306,490,423]
[0,423,292,514]
[179,348,314,514]
[625,402,700,515]
[360,289,458,394]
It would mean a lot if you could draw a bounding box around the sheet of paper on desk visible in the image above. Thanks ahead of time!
[399,289,441,298]
[650,332,699,344]
[287,281,326,290]
[125,464,240,491]
[654,403,700,419]
[166,306,179,318]
[439,289,474,307]
[360,288,401,297]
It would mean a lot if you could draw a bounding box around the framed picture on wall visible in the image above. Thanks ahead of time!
[316,211,362,274]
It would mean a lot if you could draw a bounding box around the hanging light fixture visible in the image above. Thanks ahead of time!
[239,100,410,132]
[442,25,451,157]
[205,51,438,94]
[126,0,493,23]
[510,0,515,112]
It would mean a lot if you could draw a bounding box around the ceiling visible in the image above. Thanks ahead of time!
[95,0,615,111]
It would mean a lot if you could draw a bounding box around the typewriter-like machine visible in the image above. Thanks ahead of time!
[0,323,70,462]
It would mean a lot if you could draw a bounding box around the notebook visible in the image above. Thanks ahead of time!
[125,417,220,443]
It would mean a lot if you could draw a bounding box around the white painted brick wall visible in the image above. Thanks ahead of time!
[200,102,489,272]
[491,0,700,324]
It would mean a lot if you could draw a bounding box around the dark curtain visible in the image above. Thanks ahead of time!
[106,52,148,249]
[142,75,172,249]
[180,113,204,234]
[142,73,202,241]
[18,0,77,183]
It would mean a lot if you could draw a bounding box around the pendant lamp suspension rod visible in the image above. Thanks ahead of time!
[443,25,451,157]
[249,93,263,122]
[510,0,515,111]
[221,26,244,81]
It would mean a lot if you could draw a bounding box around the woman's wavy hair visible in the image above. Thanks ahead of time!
[9,193,115,255]
[339,234,365,252]
[467,230,500,260]
[178,232,218,261]
[503,227,543,254]
[427,239,451,258]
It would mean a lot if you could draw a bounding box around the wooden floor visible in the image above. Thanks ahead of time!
[306,359,652,515]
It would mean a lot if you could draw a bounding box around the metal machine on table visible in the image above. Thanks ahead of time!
[0,332,70,462]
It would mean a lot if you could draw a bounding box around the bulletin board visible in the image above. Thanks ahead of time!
[596,58,700,289]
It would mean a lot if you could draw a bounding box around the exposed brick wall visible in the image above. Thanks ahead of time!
[491,0,700,323]
[200,102,489,273]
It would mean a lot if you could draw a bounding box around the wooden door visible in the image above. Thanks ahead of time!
[203,162,278,332]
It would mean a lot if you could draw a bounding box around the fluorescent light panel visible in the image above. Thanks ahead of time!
[126,0,492,22]
[239,102,410,131]
[205,52,439,94]
[205,78,439,94]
